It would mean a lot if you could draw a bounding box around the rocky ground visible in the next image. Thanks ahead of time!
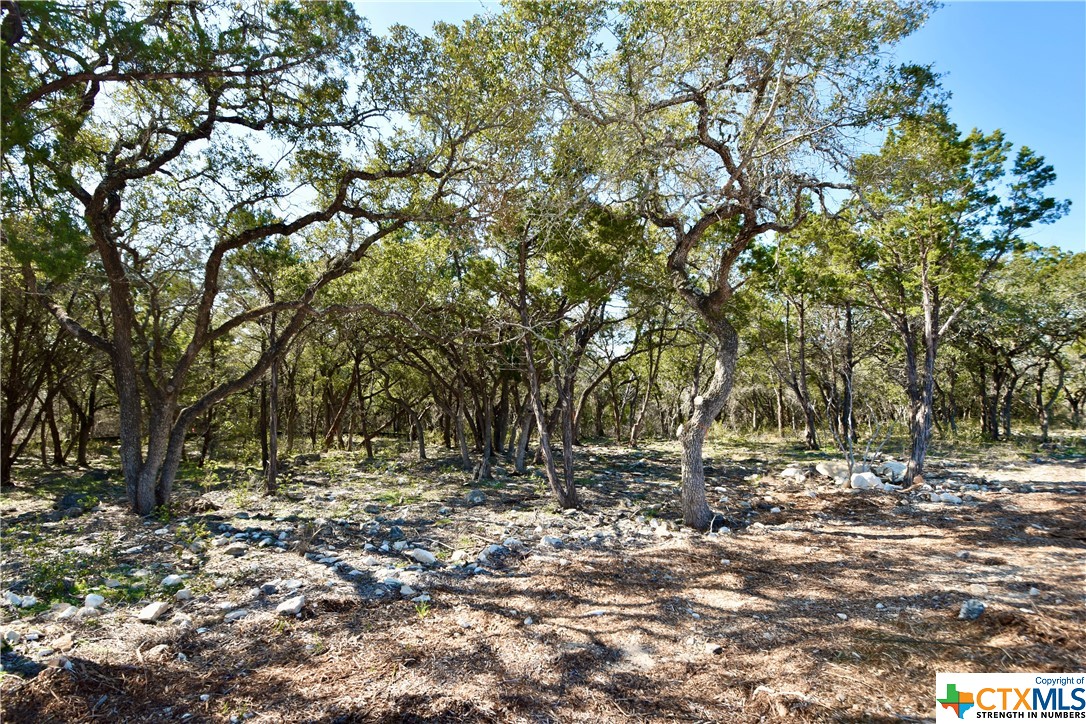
[1,438,1083,723]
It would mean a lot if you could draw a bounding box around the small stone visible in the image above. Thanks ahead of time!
[411,594,431,604]
[2,629,20,645]
[283,579,304,590]
[465,489,486,506]
[104,579,123,588]
[161,575,184,587]
[147,643,170,659]
[876,460,908,482]
[55,605,79,620]
[836,613,849,620]
[540,535,563,548]
[154,527,170,535]
[406,548,438,566]
[260,583,278,595]
[224,609,249,622]
[705,642,723,655]
[137,602,170,623]
[449,550,468,564]
[477,544,511,566]
[850,472,882,490]
[392,541,408,551]
[939,492,963,504]
[1029,587,1041,597]
[400,585,417,597]
[769,507,782,514]
[276,596,305,616]
[875,603,886,610]
[84,593,105,609]
[223,543,249,557]
[199,694,211,702]
[969,583,989,596]
[174,589,193,601]
[53,633,74,651]
[523,616,533,626]
[77,606,100,619]
[19,595,38,608]
[959,599,986,621]
[188,540,206,554]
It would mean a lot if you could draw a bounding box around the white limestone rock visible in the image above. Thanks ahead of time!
[850,472,883,490]
[276,596,305,616]
[136,602,170,623]
[406,548,438,566]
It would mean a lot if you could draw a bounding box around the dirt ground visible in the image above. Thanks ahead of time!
[1,437,1083,723]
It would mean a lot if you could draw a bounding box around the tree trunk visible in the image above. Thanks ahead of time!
[1069,389,1084,429]
[199,406,215,466]
[794,300,819,450]
[258,375,269,472]
[476,392,493,481]
[607,371,623,440]
[354,367,375,460]
[139,398,178,514]
[593,391,605,438]
[841,301,856,443]
[266,352,279,495]
[775,383,784,438]
[494,379,509,455]
[1001,372,1019,439]
[677,316,738,530]
[458,399,475,473]
[525,356,574,507]
[1035,361,1065,444]
[514,397,532,475]
[905,286,939,482]
[45,392,65,466]
[413,407,426,460]
[517,237,576,508]
[629,336,662,447]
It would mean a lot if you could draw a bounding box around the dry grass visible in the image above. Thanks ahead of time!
[2,441,1083,722]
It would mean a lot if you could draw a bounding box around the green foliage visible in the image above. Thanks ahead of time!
[8,527,117,603]
[174,520,211,545]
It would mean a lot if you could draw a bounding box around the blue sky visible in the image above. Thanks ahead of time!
[357,1,1085,252]
[894,2,1085,253]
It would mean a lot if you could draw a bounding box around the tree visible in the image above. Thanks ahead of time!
[847,110,1069,478]
[539,0,931,528]
[745,221,843,450]
[3,1,473,514]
